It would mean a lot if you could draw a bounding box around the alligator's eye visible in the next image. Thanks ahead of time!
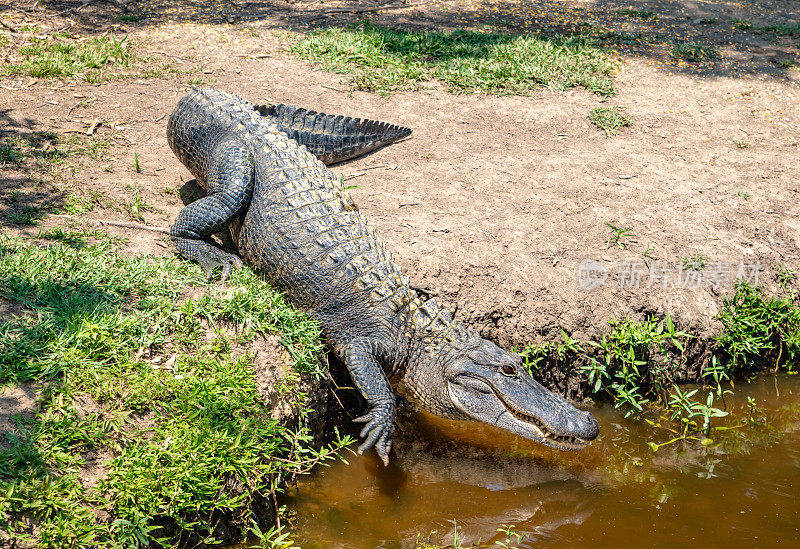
[500,364,517,377]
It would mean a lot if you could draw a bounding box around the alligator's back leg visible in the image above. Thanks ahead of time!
[170,136,254,279]
[253,103,412,165]
[340,338,396,466]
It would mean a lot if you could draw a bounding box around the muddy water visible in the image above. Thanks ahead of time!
[285,375,800,548]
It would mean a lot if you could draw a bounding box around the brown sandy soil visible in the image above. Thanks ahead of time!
[1,0,799,375]
[0,383,37,451]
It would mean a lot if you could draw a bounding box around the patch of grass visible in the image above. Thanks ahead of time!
[1,33,133,81]
[773,57,799,69]
[760,22,800,38]
[733,19,753,31]
[62,192,100,215]
[0,132,113,186]
[119,14,141,23]
[715,282,800,374]
[776,264,796,291]
[0,140,25,166]
[0,230,351,546]
[4,205,42,226]
[670,42,721,62]
[681,253,707,272]
[588,105,631,136]
[615,9,656,20]
[292,21,617,97]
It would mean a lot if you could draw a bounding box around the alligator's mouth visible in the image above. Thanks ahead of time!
[447,374,594,451]
[503,402,590,450]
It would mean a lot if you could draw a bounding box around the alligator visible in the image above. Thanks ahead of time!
[167,88,599,465]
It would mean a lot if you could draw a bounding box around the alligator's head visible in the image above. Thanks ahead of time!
[408,337,599,450]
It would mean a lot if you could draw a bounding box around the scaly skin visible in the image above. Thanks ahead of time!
[254,102,412,165]
[167,88,599,465]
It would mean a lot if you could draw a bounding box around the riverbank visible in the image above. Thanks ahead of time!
[1,0,799,545]
[0,230,349,546]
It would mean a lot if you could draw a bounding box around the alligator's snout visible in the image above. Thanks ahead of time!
[569,410,600,442]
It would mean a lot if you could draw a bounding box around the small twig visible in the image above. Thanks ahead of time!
[343,172,366,181]
[0,19,17,32]
[321,84,345,93]
[153,113,167,123]
[50,214,170,234]
[360,164,386,171]
[86,120,101,135]
[56,20,75,34]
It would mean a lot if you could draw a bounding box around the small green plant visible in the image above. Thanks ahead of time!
[697,18,717,25]
[450,519,464,549]
[715,282,800,373]
[733,19,753,30]
[584,314,693,415]
[604,222,636,249]
[682,253,707,271]
[776,264,796,291]
[588,106,631,136]
[615,9,656,20]
[735,189,751,199]
[120,14,141,22]
[641,245,656,266]
[133,152,141,173]
[774,58,799,69]
[670,43,720,62]
[521,330,585,375]
[188,75,205,86]
[733,139,749,149]
[0,140,24,165]
[495,524,525,548]
[126,190,155,221]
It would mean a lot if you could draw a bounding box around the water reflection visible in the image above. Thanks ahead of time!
[285,375,800,548]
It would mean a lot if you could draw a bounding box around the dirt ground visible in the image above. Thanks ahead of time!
[2,0,799,355]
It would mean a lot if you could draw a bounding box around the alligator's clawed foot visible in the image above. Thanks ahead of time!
[196,248,243,281]
[354,401,395,466]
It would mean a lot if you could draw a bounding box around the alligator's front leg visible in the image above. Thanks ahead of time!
[341,338,396,465]
[171,137,255,280]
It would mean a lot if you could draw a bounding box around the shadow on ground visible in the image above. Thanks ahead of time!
[5,0,796,82]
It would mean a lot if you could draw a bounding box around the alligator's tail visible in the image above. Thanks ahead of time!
[253,103,412,165]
